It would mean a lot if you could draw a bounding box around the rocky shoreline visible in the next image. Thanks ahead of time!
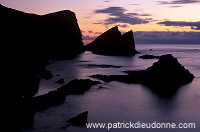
[1,4,195,132]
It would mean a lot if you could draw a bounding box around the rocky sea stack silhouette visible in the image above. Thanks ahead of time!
[90,54,195,96]
[85,26,138,56]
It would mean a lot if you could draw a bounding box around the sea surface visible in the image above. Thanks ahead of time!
[23,44,200,132]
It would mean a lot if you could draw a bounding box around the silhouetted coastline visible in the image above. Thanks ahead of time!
[1,4,198,132]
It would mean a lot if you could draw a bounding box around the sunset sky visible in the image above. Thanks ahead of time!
[1,0,200,43]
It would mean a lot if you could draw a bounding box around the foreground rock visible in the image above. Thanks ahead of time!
[57,78,101,95]
[90,54,194,96]
[139,54,159,59]
[39,70,53,80]
[32,90,66,110]
[85,26,138,56]
[81,64,121,68]
[55,78,65,84]
[33,79,101,110]
[67,111,88,126]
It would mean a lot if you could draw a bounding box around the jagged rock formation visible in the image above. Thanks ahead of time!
[90,54,194,96]
[85,26,138,56]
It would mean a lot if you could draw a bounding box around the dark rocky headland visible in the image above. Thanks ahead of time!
[1,4,84,131]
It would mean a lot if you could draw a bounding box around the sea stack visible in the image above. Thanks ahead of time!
[90,54,194,96]
[85,26,138,56]
[144,54,195,88]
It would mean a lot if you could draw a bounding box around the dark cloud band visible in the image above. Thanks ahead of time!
[94,7,151,26]
[157,0,200,5]
[157,21,200,30]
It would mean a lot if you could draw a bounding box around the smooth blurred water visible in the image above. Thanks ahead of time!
[23,44,200,132]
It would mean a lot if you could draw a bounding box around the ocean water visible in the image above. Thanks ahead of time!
[23,44,200,132]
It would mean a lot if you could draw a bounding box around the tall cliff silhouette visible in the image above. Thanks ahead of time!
[0,4,84,131]
[0,4,84,59]
[85,26,138,56]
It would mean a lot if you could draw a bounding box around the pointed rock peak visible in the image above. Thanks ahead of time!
[127,30,133,34]
[104,26,121,35]
[85,25,137,55]
[108,26,119,31]
[123,30,133,36]
[111,26,119,30]
[157,54,179,65]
